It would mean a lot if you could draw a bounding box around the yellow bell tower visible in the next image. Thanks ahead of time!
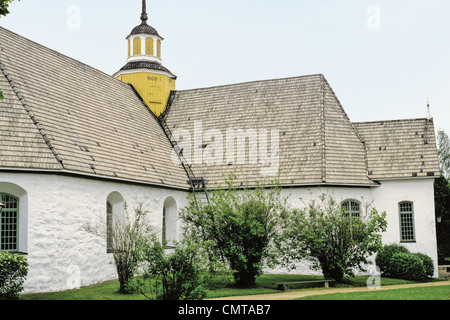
[114,0,176,117]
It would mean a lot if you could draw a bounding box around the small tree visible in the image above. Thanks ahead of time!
[181,175,290,288]
[280,193,387,281]
[85,203,154,294]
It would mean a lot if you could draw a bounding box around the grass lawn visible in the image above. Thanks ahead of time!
[20,274,444,300]
[297,285,450,300]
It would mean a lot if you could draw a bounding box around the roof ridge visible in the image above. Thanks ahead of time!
[353,117,432,125]
[0,61,65,169]
[176,73,325,93]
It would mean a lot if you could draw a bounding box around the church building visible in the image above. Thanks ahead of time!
[0,2,441,293]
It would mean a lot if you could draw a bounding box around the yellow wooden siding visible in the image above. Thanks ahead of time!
[117,72,175,116]
[157,40,161,58]
[127,39,131,57]
[145,37,154,56]
[133,37,141,55]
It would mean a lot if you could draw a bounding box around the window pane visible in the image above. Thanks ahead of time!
[1,194,19,251]
[342,200,360,218]
[106,201,113,253]
[399,202,415,242]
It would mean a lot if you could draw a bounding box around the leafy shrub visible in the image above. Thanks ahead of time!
[375,244,410,277]
[0,252,29,300]
[413,252,434,278]
[138,237,216,300]
[376,244,434,281]
[389,252,427,281]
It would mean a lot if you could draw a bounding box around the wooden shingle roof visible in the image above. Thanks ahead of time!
[0,27,188,189]
[353,119,440,180]
[0,26,440,190]
[164,75,376,188]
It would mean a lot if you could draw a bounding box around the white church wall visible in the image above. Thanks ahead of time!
[0,172,189,293]
[370,178,439,277]
[0,172,439,293]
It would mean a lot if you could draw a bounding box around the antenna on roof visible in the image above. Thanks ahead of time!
[141,0,148,23]
[426,98,432,120]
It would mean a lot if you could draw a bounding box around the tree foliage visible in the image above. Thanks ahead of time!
[435,130,450,262]
[180,175,289,288]
[0,0,20,18]
[437,130,450,180]
[280,193,387,281]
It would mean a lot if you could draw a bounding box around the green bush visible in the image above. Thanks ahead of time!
[0,252,29,300]
[413,252,434,278]
[375,244,410,277]
[137,237,216,300]
[376,244,435,281]
[389,252,426,281]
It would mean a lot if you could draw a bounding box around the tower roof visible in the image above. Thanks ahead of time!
[128,22,161,38]
[128,0,162,39]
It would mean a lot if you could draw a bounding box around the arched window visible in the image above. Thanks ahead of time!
[145,37,154,56]
[133,37,142,55]
[341,199,361,218]
[0,193,19,251]
[399,201,415,242]
[106,192,124,253]
[162,197,177,247]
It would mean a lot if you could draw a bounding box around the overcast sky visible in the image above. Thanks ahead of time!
[1,0,449,137]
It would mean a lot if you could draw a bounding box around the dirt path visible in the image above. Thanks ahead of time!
[209,279,450,300]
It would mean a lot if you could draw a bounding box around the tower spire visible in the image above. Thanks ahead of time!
[141,0,148,23]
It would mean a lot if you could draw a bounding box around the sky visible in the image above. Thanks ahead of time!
[1,0,449,137]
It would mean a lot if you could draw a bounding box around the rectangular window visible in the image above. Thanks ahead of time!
[399,202,415,242]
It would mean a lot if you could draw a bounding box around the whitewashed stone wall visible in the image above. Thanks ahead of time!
[0,172,439,293]
[0,172,189,293]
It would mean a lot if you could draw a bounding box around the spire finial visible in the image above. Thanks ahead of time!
[141,0,148,23]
